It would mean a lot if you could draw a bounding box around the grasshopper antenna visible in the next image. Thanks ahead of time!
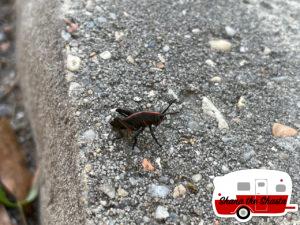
[161,99,176,115]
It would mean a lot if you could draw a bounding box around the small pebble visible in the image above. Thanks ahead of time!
[155,157,162,169]
[158,54,165,63]
[221,165,229,173]
[237,96,246,109]
[209,39,232,52]
[61,30,71,41]
[210,76,222,83]
[148,90,156,97]
[100,184,116,199]
[239,60,248,66]
[192,28,200,34]
[100,51,112,60]
[225,26,236,37]
[68,82,83,97]
[81,129,97,141]
[97,17,107,23]
[133,96,142,102]
[279,152,289,160]
[240,46,247,53]
[126,55,135,64]
[272,123,298,137]
[109,12,117,20]
[205,59,216,67]
[148,184,170,198]
[65,72,75,82]
[105,115,112,123]
[163,45,170,52]
[66,55,81,71]
[115,31,124,42]
[263,46,272,55]
[155,206,169,220]
[243,149,256,161]
[168,89,179,100]
[173,184,186,198]
[206,183,214,191]
[85,0,95,11]
[129,177,138,186]
[202,97,229,130]
[192,174,202,183]
[143,216,151,223]
[156,62,165,69]
[117,187,129,197]
[84,164,92,173]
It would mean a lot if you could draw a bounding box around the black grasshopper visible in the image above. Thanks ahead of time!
[110,100,176,149]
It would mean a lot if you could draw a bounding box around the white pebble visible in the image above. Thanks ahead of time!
[225,26,236,37]
[163,45,170,52]
[192,174,202,183]
[67,55,81,71]
[202,97,229,130]
[239,60,248,66]
[148,90,156,98]
[192,28,200,34]
[148,184,170,198]
[158,54,166,63]
[68,82,83,97]
[100,184,116,199]
[173,184,186,198]
[240,46,247,53]
[209,39,232,52]
[65,72,75,82]
[205,59,216,67]
[155,206,169,220]
[222,165,229,173]
[237,96,246,109]
[263,46,271,55]
[100,51,112,60]
[155,157,162,169]
[109,13,117,20]
[81,129,97,141]
[210,76,222,83]
[117,187,129,197]
[115,31,124,41]
[105,115,112,123]
[133,96,142,102]
[84,164,92,173]
[206,183,214,191]
[126,55,135,64]
[61,30,71,41]
[167,89,179,100]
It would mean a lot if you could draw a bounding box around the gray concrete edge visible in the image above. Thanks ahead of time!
[16,0,85,224]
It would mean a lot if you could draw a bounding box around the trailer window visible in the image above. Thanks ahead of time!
[276,184,286,192]
[258,182,265,187]
[237,182,250,191]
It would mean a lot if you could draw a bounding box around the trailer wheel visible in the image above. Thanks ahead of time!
[236,206,250,220]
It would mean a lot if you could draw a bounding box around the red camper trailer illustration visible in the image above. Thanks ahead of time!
[212,169,298,222]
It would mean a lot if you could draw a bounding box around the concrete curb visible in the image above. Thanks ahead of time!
[17,0,84,224]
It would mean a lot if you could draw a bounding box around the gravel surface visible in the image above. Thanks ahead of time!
[62,0,299,224]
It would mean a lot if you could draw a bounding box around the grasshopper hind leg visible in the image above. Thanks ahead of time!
[149,125,162,147]
[132,127,145,150]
